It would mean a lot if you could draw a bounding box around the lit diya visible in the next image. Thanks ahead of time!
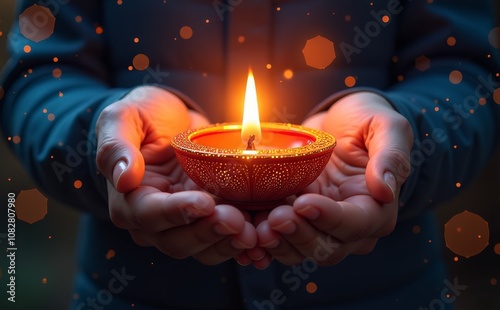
[172,69,336,210]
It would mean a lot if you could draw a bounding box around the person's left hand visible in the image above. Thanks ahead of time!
[251,92,413,268]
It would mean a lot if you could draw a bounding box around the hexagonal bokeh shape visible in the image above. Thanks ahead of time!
[16,189,48,224]
[444,210,489,258]
[302,35,336,69]
[415,55,430,72]
[19,4,55,43]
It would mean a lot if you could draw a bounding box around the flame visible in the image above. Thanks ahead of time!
[241,68,262,147]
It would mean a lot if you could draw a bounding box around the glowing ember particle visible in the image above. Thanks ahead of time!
[95,26,104,35]
[179,26,193,39]
[412,225,421,234]
[47,113,55,121]
[42,277,48,284]
[133,37,139,43]
[52,68,62,78]
[302,35,336,69]
[447,36,456,46]
[75,16,82,23]
[345,15,351,21]
[455,182,461,188]
[453,256,459,262]
[491,278,498,285]
[19,5,56,42]
[283,69,294,79]
[344,76,356,87]
[117,0,123,4]
[205,19,210,23]
[106,249,116,260]
[128,65,133,71]
[58,91,63,97]
[74,180,83,189]
[434,107,439,112]
[24,45,32,53]
[276,6,281,11]
[397,75,404,82]
[53,57,59,62]
[415,55,430,72]
[488,27,500,49]
[449,70,463,84]
[381,15,390,23]
[444,210,489,258]
[478,97,487,105]
[12,136,21,144]
[132,54,150,71]
[494,243,500,255]
[493,88,500,104]
[306,282,317,294]
[266,64,272,69]
[16,188,48,224]
[237,35,245,43]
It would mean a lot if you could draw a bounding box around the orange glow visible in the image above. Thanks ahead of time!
[415,55,430,72]
[447,36,456,46]
[95,26,104,35]
[302,35,336,69]
[444,210,489,258]
[493,88,500,104]
[344,76,356,87]
[23,45,31,53]
[241,68,262,147]
[306,282,318,294]
[52,68,62,78]
[74,180,83,189]
[180,26,193,39]
[449,70,463,84]
[16,188,48,224]
[381,15,390,23]
[283,69,294,79]
[106,249,116,260]
[133,54,150,71]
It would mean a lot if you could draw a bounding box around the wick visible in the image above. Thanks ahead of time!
[246,135,256,150]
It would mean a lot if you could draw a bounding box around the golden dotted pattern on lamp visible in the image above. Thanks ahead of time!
[252,155,329,200]
[177,154,250,200]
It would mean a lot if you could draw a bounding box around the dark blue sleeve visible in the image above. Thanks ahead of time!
[384,0,500,218]
[0,0,128,219]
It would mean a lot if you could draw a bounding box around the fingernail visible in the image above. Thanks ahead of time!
[384,171,397,200]
[295,205,320,220]
[214,222,239,235]
[273,220,297,234]
[113,160,127,188]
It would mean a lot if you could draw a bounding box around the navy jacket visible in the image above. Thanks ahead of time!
[1,0,499,309]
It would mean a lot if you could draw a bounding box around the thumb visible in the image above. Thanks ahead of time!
[96,106,145,193]
[365,114,413,203]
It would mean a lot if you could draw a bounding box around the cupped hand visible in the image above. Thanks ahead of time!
[95,86,256,265]
[255,92,413,267]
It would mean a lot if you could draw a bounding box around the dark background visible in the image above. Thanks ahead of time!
[1,1,499,309]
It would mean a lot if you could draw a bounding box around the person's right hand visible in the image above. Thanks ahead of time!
[95,86,256,265]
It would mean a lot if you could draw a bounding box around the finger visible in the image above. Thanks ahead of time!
[293,194,381,242]
[96,103,145,193]
[110,189,215,232]
[256,219,303,265]
[365,113,413,203]
[153,204,246,259]
[193,221,257,265]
